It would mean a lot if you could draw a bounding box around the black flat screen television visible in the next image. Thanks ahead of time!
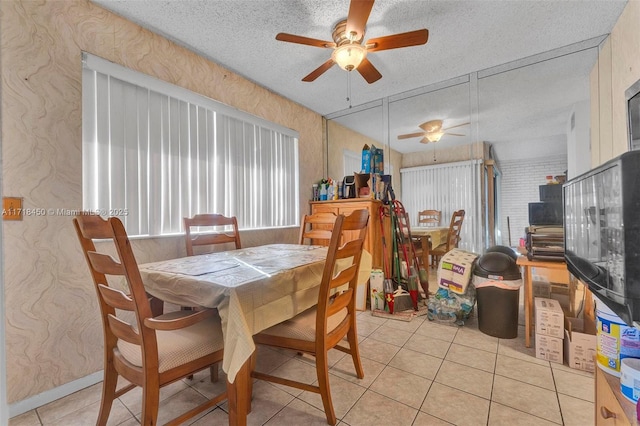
[563,150,640,326]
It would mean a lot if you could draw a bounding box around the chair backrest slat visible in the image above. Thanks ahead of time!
[88,252,126,276]
[184,214,241,256]
[98,284,136,311]
[299,212,337,245]
[107,314,142,344]
[418,209,441,227]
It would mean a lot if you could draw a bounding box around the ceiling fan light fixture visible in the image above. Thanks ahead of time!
[426,131,444,143]
[332,43,367,71]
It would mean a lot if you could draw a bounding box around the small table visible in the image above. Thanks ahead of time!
[139,244,328,425]
[410,226,449,268]
[516,256,570,348]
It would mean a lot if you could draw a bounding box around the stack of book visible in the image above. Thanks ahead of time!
[525,225,564,261]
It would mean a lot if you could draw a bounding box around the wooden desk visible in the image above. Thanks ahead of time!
[516,256,570,348]
[140,244,327,425]
[596,367,637,425]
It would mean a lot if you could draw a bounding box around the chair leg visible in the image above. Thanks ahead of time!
[97,362,118,426]
[346,328,364,379]
[141,381,160,426]
[315,351,336,426]
[210,363,219,383]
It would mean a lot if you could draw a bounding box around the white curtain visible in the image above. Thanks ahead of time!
[401,160,483,253]
[82,53,299,237]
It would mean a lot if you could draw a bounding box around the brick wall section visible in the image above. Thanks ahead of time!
[498,155,568,246]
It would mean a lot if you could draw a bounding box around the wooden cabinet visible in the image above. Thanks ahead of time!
[310,199,383,269]
[595,367,636,425]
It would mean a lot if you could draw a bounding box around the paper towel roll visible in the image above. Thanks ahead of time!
[620,358,640,402]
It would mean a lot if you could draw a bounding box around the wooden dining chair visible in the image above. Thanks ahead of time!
[184,213,241,256]
[417,209,442,227]
[251,209,369,425]
[406,213,426,267]
[299,211,338,245]
[74,214,227,426]
[431,209,465,268]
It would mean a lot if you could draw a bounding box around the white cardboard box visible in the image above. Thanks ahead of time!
[535,333,564,363]
[535,297,564,338]
[369,269,385,311]
[564,317,596,372]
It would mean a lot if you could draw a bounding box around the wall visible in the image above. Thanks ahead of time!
[567,100,591,178]
[0,0,323,406]
[498,156,567,247]
[591,0,640,165]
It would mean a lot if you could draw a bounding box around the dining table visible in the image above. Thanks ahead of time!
[409,226,450,268]
[138,243,330,425]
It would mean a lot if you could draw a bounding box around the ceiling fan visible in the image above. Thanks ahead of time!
[275,0,429,84]
[397,120,470,144]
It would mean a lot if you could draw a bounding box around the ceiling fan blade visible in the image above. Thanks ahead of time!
[302,59,336,82]
[445,133,465,137]
[276,33,335,48]
[346,0,375,41]
[356,57,382,83]
[366,29,429,52]
[419,119,442,132]
[442,122,470,131]
[398,132,425,140]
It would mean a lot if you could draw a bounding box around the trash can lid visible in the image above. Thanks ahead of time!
[473,252,521,281]
[486,245,518,261]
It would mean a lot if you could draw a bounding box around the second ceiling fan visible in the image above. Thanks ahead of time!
[398,120,470,144]
[275,0,429,84]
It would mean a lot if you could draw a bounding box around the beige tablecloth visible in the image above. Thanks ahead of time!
[410,226,449,248]
[139,244,328,382]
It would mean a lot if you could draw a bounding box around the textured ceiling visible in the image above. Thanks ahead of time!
[92,0,627,157]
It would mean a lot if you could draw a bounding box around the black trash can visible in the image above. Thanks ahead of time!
[473,251,522,339]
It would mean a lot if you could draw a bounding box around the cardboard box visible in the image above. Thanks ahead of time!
[564,317,596,372]
[371,146,384,174]
[369,269,385,311]
[354,172,373,199]
[361,145,371,173]
[535,333,564,363]
[535,297,564,338]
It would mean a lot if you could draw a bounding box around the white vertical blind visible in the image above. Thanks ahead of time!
[401,160,483,253]
[82,53,299,237]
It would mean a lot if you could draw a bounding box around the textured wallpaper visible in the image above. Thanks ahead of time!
[0,0,323,403]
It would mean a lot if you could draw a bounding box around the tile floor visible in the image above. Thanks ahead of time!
[9,301,595,426]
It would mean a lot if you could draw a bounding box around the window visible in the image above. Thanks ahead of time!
[82,53,299,237]
[343,149,361,177]
[401,160,482,253]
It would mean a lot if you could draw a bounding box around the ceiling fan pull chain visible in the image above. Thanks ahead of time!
[346,71,352,108]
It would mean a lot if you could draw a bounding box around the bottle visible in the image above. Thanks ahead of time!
[333,182,339,200]
[338,181,343,199]
[312,184,318,201]
[319,184,327,201]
